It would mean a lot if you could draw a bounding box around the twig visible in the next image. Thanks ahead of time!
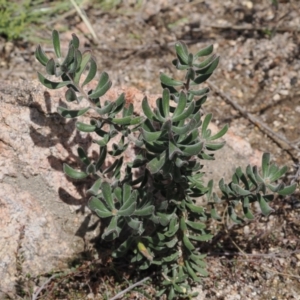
[69,0,98,43]
[199,23,300,33]
[207,80,300,157]
[109,276,150,300]
[31,275,56,300]
[207,249,300,258]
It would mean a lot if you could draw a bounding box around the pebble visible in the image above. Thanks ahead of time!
[273,94,280,101]
[279,90,289,96]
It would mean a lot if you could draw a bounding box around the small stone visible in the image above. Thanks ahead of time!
[273,94,280,101]
[279,90,289,96]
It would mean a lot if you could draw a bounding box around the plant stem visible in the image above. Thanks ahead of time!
[109,276,150,300]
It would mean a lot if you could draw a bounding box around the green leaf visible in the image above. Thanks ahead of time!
[160,73,183,87]
[118,201,136,217]
[147,151,167,173]
[165,237,178,248]
[68,49,81,74]
[270,166,287,181]
[258,194,273,216]
[190,261,208,276]
[35,45,49,66]
[183,235,195,251]
[81,56,97,87]
[179,141,203,156]
[189,234,213,241]
[193,54,216,69]
[142,97,155,120]
[88,196,113,218]
[74,50,91,85]
[70,33,80,49]
[37,72,72,89]
[188,53,194,66]
[77,147,90,165]
[209,124,229,140]
[172,101,195,122]
[93,135,110,147]
[262,153,271,178]
[141,128,163,142]
[46,58,56,75]
[111,116,132,125]
[94,146,106,171]
[186,220,206,231]
[175,41,189,64]
[194,44,213,58]
[185,260,201,282]
[57,106,90,118]
[125,217,143,232]
[76,122,96,132]
[242,197,255,220]
[63,163,87,179]
[65,88,78,102]
[61,45,75,69]
[156,212,174,226]
[185,202,204,214]
[205,142,225,151]
[201,113,212,137]
[94,102,115,115]
[89,72,112,99]
[52,30,61,58]
[195,56,220,75]
[162,89,170,118]
[86,178,101,195]
[101,182,114,210]
[134,205,155,216]
[189,87,209,96]
[102,216,122,241]
[169,141,183,160]
[278,183,297,196]
[172,120,196,135]
[193,73,213,84]
[230,183,252,196]
[173,91,187,118]
[163,252,179,263]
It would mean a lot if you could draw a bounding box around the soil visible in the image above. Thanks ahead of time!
[1,1,300,299]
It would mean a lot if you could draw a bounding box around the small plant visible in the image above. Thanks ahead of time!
[35,31,296,299]
[0,0,70,42]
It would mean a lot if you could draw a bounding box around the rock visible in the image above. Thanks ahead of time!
[0,79,261,296]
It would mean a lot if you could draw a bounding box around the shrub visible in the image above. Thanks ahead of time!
[35,30,296,299]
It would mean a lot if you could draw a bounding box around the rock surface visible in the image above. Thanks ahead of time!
[0,79,261,296]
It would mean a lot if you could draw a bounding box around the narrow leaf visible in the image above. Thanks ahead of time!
[175,41,189,64]
[76,122,96,132]
[52,30,61,58]
[57,106,90,118]
[37,72,71,89]
[101,182,114,210]
[194,44,213,58]
[63,163,87,179]
[82,56,97,87]
[278,183,297,196]
[160,73,183,87]
[35,45,49,66]
[147,151,167,173]
[88,196,112,218]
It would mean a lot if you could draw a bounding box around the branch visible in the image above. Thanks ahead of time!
[31,275,56,300]
[207,80,299,158]
[109,276,150,300]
